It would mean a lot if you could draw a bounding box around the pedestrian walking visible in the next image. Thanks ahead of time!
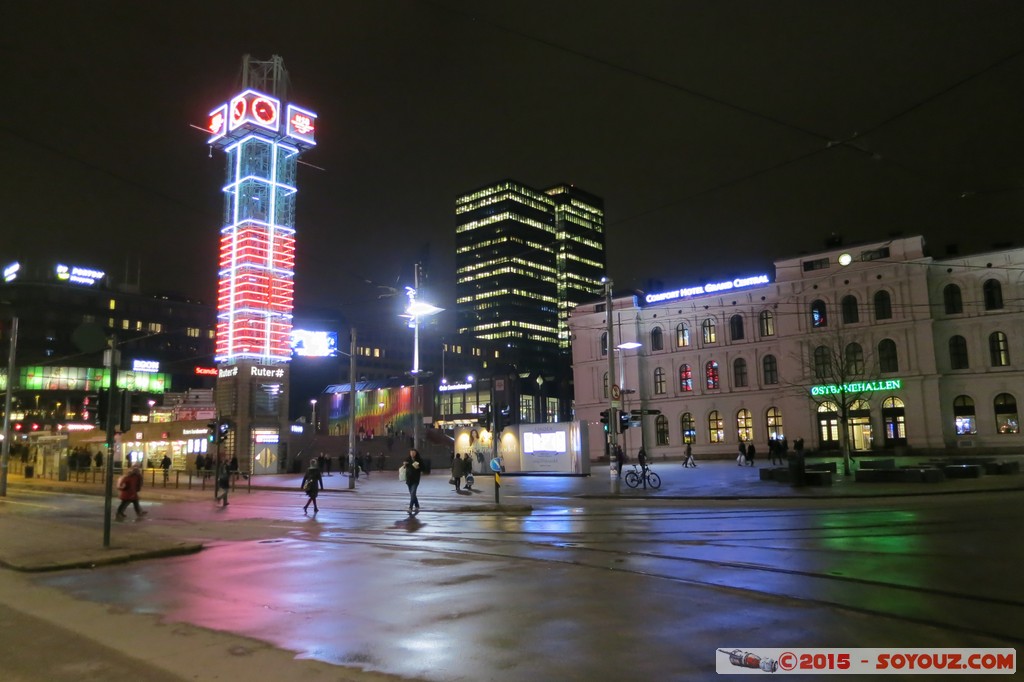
[451,452,465,491]
[94,451,103,469]
[683,443,696,467]
[737,442,746,466]
[463,453,475,489]
[300,460,324,514]
[160,454,171,482]
[195,453,205,476]
[614,444,625,478]
[215,467,230,507]
[403,448,423,512]
[746,442,756,467]
[115,465,147,520]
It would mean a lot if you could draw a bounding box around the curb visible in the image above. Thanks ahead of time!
[0,542,204,573]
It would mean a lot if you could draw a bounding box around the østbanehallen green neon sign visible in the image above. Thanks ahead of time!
[810,379,902,396]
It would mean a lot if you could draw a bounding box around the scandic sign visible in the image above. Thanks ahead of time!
[811,379,903,396]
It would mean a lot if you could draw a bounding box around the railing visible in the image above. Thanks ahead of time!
[6,459,245,492]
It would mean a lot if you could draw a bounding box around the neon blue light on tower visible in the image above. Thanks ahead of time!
[204,55,317,363]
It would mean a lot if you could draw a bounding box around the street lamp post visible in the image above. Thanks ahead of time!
[309,398,317,432]
[403,265,442,453]
[604,279,619,493]
[0,316,18,497]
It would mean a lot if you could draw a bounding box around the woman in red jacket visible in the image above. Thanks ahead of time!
[116,465,147,520]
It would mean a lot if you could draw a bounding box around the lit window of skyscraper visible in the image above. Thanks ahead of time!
[455,180,606,375]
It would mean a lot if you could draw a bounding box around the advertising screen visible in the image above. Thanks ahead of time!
[290,329,338,357]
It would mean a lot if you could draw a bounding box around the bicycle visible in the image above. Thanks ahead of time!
[624,464,661,489]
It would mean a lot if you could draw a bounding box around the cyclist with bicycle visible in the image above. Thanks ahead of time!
[637,447,649,474]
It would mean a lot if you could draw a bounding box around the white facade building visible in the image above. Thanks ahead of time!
[570,236,1024,461]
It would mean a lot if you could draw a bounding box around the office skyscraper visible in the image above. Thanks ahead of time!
[455,180,606,377]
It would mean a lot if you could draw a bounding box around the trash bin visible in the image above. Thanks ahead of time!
[24,465,34,479]
[788,453,805,487]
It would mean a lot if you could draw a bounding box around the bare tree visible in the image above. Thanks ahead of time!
[791,330,890,476]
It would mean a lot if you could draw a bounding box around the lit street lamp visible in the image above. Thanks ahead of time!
[309,398,317,432]
[403,266,442,452]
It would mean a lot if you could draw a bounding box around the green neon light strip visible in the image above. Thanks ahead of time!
[810,378,902,396]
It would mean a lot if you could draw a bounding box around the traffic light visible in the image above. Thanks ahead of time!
[207,421,218,443]
[218,419,232,444]
[600,410,610,431]
[495,403,509,432]
[477,404,491,429]
[618,412,631,433]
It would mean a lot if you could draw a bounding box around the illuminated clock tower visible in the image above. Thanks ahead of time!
[204,55,317,474]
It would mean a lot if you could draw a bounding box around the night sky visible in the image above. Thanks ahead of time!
[5,1,1024,332]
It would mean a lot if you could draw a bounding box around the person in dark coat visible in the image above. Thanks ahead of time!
[402,448,423,512]
[745,442,756,467]
[451,452,465,491]
[195,453,205,475]
[300,460,324,513]
[115,465,147,520]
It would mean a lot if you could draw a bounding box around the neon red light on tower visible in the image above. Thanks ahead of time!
[206,85,316,363]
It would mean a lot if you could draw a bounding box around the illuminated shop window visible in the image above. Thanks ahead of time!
[676,322,690,347]
[705,361,719,390]
[681,413,695,444]
[766,407,783,440]
[655,414,669,446]
[811,300,827,328]
[994,393,1018,434]
[953,395,976,435]
[702,318,716,344]
[737,409,753,442]
[653,367,666,395]
[989,331,1010,367]
[678,364,692,392]
[708,410,724,443]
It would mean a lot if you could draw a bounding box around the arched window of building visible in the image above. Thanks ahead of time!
[953,395,976,435]
[655,414,669,445]
[602,372,609,399]
[813,345,832,378]
[729,314,744,341]
[983,279,1003,310]
[650,326,664,351]
[678,364,693,392]
[943,284,963,315]
[759,310,775,337]
[681,413,696,444]
[841,295,859,324]
[882,396,906,445]
[736,408,753,442]
[766,407,783,440]
[878,339,899,373]
[676,322,690,348]
[818,401,840,446]
[989,331,1010,367]
[600,332,608,356]
[702,318,717,344]
[705,360,720,389]
[811,299,828,327]
[949,335,969,370]
[994,393,1019,434]
[653,367,666,395]
[733,358,748,387]
[845,342,864,375]
[708,410,724,443]
[763,354,779,385]
[874,290,892,320]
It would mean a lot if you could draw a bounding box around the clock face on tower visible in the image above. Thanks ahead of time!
[227,90,281,133]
